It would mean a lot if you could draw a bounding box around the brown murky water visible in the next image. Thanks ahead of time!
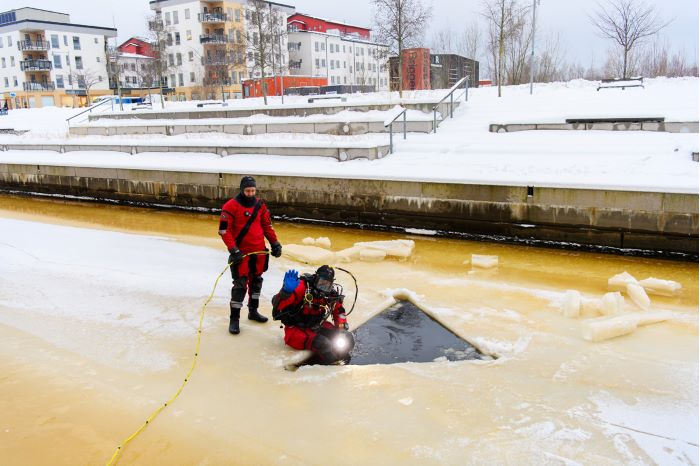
[0,193,697,465]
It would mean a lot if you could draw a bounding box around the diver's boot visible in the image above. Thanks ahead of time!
[247,307,268,323]
[229,308,240,335]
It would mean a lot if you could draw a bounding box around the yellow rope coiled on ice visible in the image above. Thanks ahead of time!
[106,251,270,466]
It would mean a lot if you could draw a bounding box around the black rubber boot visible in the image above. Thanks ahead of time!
[247,308,268,323]
[229,308,240,335]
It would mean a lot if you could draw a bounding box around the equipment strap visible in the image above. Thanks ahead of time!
[234,200,263,247]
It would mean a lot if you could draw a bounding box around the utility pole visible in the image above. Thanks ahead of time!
[529,0,539,95]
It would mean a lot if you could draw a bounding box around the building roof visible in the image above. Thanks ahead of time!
[289,12,371,32]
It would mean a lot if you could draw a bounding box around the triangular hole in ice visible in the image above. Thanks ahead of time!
[301,300,486,367]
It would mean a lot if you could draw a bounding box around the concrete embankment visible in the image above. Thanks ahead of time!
[0,164,696,256]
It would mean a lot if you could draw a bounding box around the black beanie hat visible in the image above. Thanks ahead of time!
[240,176,256,191]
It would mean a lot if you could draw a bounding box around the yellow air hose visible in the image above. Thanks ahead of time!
[106,251,270,466]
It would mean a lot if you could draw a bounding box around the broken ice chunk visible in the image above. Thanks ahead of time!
[626,283,651,311]
[561,290,581,318]
[608,271,639,291]
[301,237,316,246]
[315,237,332,249]
[639,278,682,297]
[335,246,362,263]
[353,240,415,259]
[471,254,499,269]
[600,292,625,315]
[359,248,386,262]
[630,310,673,326]
[284,244,335,265]
[582,314,639,342]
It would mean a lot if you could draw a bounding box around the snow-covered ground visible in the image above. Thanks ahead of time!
[0,203,697,465]
[0,77,697,193]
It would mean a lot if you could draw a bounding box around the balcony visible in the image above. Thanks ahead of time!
[20,59,52,71]
[18,40,49,51]
[201,57,238,66]
[199,12,227,23]
[203,77,233,86]
[23,82,55,91]
[200,34,229,45]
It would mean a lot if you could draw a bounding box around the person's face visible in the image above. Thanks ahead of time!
[316,277,333,293]
[243,187,256,197]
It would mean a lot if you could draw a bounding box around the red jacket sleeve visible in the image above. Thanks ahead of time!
[260,203,278,245]
[218,201,238,251]
[332,301,347,328]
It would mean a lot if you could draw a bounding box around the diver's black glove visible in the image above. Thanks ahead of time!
[228,247,244,265]
[270,241,282,258]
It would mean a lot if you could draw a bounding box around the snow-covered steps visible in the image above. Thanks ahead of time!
[68,119,434,137]
[0,138,390,161]
[489,121,699,133]
[86,100,455,123]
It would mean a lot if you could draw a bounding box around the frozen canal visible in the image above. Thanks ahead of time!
[0,193,697,465]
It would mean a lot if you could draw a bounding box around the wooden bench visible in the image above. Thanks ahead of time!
[597,77,644,91]
[307,96,347,103]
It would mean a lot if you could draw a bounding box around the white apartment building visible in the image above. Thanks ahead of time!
[287,14,390,91]
[0,7,117,108]
[149,0,293,100]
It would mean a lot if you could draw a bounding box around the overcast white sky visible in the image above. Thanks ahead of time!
[7,0,698,66]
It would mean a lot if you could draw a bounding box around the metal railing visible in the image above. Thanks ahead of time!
[200,34,229,44]
[432,75,469,133]
[201,57,237,66]
[23,82,55,91]
[384,106,408,154]
[199,12,228,22]
[66,97,117,126]
[20,59,52,71]
[18,40,49,51]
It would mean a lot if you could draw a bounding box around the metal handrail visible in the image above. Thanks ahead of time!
[384,106,408,154]
[431,75,469,133]
[66,97,116,126]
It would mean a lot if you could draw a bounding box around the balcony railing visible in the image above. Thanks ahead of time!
[18,40,49,51]
[20,59,52,71]
[199,12,227,23]
[201,57,238,66]
[200,34,229,45]
[203,77,233,86]
[23,82,55,91]
[148,19,164,31]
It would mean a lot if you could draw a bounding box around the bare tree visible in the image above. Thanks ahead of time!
[135,59,159,103]
[372,0,432,97]
[482,0,526,96]
[71,68,102,105]
[106,46,124,111]
[430,27,454,54]
[458,20,482,61]
[637,36,698,78]
[146,13,177,106]
[503,5,532,85]
[533,32,565,82]
[244,0,287,105]
[589,0,671,79]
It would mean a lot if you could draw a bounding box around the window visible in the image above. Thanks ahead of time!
[167,33,173,46]
[51,34,59,48]
[170,74,175,86]
[315,42,319,52]
[10,56,14,66]
[168,54,174,66]
[178,73,183,86]
[0,37,3,48]
[1,58,5,68]
[184,8,190,19]
[321,59,326,67]
[13,76,17,86]
[3,77,8,87]
[63,35,68,46]
[165,12,171,25]
[176,53,182,65]
[321,42,325,51]
[344,61,346,68]
[173,11,179,24]
[330,60,334,70]
[94,37,98,44]
[75,56,83,69]
[186,30,192,41]
[235,9,240,21]
[188,51,194,62]
[190,71,195,82]
[53,55,62,68]
[315,58,319,68]
[7,36,11,46]
[73,36,81,50]
[236,30,241,43]
[344,76,347,84]
[96,56,101,63]
[175,32,180,45]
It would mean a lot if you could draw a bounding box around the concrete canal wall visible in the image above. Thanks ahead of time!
[0,163,696,255]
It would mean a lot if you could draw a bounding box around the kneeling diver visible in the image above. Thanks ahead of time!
[271,265,355,364]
